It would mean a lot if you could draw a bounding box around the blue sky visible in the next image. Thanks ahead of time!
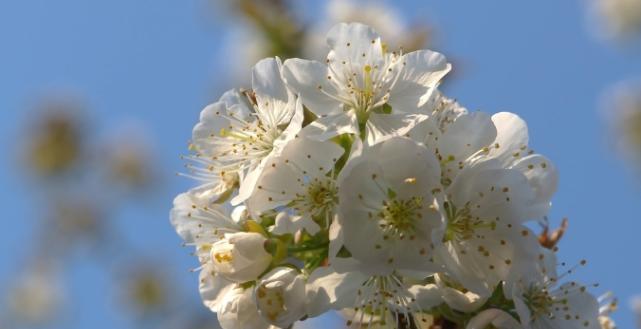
[1,0,640,328]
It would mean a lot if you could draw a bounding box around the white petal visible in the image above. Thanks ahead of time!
[511,154,558,219]
[199,264,234,313]
[278,136,345,176]
[407,284,443,310]
[434,274,487,313]
[466,309,521,329]
[252,57,295,127]
[305,267,369,316]
[365,113,429,146]
[270,212,321,235]
[405,116,442,150]
[192,101,230,151]
[170,192,240,246]
[300,111,359,141]
[438,111,497,164]
[388,50,451,111]
[220,89,253,120]
[448,164,536,223]
[282,58,342,116]
[325,22,383,68]
[488,112,530,166]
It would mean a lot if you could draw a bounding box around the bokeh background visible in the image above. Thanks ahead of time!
[1,1,641,328]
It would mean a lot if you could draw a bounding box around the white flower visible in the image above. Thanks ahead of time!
[283,22,449,143]
[217,286,275,329]
[306,266,442,328]
[170,192,241,310]
[211,232,272,283]
[467,309,521,329]
[434,162,547,296]
[508,268,601,329]
[246,136,344,227]
[255,267,307,327]
[189,57,303,204]
[335,137,444,274]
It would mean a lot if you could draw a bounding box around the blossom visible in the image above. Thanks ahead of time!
[217,286,275,329]
[434,161,548,296]
[305,266,442,328]
[335,137,444,274]
[188,57,303,204]
[210,232,272,283]
[508,261,601,329]
[170,192,239,311]
[255,267,307,327]
[246,136,344,227]
[172,20,609,329]
[282,22,450,143]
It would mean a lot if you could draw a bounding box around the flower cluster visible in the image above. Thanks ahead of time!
[172,23,609,329]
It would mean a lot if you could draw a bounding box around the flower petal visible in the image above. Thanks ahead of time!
[282,58,342,116]
[388,50,451,111]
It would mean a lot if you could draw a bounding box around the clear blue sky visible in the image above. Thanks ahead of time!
[1,0,640,328]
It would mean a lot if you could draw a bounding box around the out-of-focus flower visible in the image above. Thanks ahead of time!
[25,102,84,177]
[602,80,641,167]
[5,263,64,325]
[220,0,303,85]
[102,129,156,191]
[121,264,170,315]
[589,0,641,41]
[44,197,104,252]
[304,0,431,60]
[631,295,641,328]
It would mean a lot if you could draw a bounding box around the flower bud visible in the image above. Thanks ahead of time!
[211,232,272,283]
[217,287,272,329]
[255,267,306,328]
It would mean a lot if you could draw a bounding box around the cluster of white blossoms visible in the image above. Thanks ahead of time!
[172,23,613,329]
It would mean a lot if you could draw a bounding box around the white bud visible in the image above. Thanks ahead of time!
[217,286,272,329]
[211,232,272,283]
[255,267,306,328]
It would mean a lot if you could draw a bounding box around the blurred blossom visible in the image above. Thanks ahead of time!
[589,0,641,41]
[24,101,85,177]
[631,295,641,327]
[304,0,431,60]
[120,263,171,317]
[5,263,64,325]
[43,197,105,253]
[221,0,303,85]
[102,128,156,192]
[602,80,641,167]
